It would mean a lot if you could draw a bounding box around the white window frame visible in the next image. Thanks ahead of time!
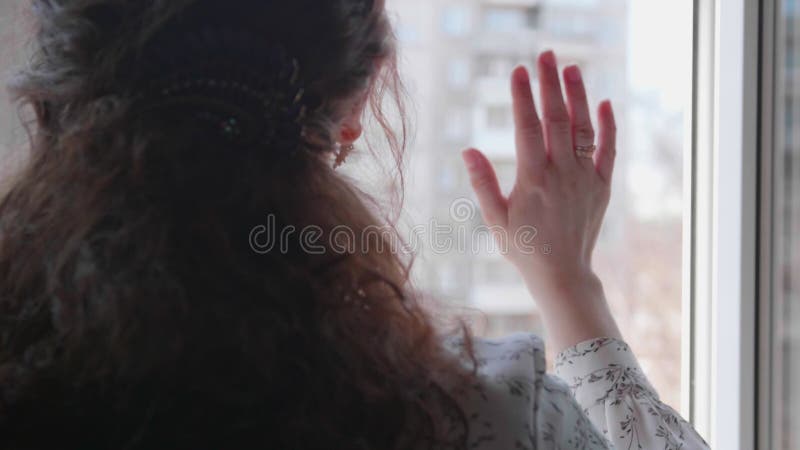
[688,0,760,448]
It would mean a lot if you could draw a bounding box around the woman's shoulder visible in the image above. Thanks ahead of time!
[443,331,547,374]
[442,332,552,407]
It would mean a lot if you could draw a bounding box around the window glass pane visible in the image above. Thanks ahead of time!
[770,1,800,448]
[0,0,694,421]
[386,0,693,411]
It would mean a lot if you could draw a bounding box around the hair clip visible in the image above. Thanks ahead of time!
[131,27,319,152]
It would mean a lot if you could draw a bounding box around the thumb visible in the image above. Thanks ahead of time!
[461,148,508,228]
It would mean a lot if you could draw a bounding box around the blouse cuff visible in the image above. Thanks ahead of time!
[553,337,658,402]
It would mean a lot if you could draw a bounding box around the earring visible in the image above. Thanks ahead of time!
[333,143,355,169]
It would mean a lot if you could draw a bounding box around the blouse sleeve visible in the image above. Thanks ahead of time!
[554,337,709,450]
[444,333,613,449]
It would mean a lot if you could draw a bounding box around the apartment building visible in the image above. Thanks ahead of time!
[389,0,629,336]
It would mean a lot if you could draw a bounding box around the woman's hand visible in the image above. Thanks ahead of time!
[461,50,622,351]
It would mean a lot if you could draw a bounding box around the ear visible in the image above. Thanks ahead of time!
[339,123,363,146]
[338,91,369,145]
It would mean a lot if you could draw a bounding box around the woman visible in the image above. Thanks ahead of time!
[0,0,707,449]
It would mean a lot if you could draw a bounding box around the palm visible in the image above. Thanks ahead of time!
[462,51,616,297]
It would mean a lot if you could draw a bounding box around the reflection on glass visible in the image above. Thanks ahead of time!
[386,0,692,411]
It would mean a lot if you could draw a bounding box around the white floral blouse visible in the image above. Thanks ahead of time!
[443,333,709,449]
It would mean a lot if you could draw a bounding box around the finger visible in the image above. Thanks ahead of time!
[461,148,509,228]
[511,65,547,179]
[595,100,617,183]
[537,51,575,169]
[563,65,595,168]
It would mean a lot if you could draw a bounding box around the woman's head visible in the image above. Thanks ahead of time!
[16,0,399,157]
[0,1,474,449]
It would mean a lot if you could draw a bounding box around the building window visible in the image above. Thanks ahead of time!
[486,105,512,129]
[446,59,470,89]
[476,54,517,78]
[396,23,420,44]
[482,5,540,32]
[444,108,470,140]
[441,5,471,36]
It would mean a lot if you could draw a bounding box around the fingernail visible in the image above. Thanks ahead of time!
[462,150,479,171]
[514,65,530,83]
[541,50,556,68]
[564,65,581,83]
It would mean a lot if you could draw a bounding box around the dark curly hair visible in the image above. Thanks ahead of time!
[0,1,478,449]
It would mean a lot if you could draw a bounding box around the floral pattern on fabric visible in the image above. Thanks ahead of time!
[443,333,708,449]
[555,337,709,450]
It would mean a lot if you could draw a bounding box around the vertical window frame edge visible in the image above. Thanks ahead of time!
[689,0,716,441]
[709,0,760,448]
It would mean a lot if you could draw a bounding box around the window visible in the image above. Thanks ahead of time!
[446,59,470,89]
[436,161,459,191]
[485,105,511,129]
[475,54,517,78]
[441,5,471,36]
[395,23,420,44]
[0,0,785,447]
[481,5,540,32]
[444,108,470,140]
[387,0,694,416]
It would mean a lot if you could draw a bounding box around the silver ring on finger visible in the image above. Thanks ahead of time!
[574,144,596,159]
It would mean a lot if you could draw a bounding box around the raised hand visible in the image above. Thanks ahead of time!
[461,50,622,350]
